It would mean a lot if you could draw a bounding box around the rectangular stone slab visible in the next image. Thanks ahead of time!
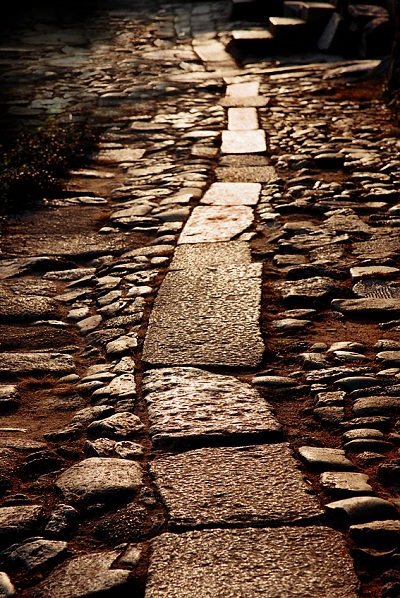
[150,444,323,528]
[142,242,264,368]
[221,130,266,154]
[146,527,358,598]
[200,182,261,206]
[178,205,253,244]
[228,107,258,130]
[193,41,234,63]
[226,82,260,96]
[143,367,281,449]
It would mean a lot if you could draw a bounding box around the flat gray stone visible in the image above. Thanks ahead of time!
[143,242,264,368]
[56,457,142,502]
[299,446,355,471]
[221,130,266,154]
[0,353,75,376]
[353,396,400,417]
[146,527,358,598]
[200,182,261,206]
[280,277,340,308]
[150,444,322,528]
[332,298,400,320]
[178,205,254,244]
[32,551,130,598]
[0,505,43,545]
[320,472,373,496]
[376,351,400,367]
[143,367,281,449]
[326,496,398,525]
[252,375,298,388]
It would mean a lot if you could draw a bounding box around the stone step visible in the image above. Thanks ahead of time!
[268,16,308,37]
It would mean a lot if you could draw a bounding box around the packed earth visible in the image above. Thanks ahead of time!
[0,0,400,596]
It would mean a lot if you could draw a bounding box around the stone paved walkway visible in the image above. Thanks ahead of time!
[0,0,400,596]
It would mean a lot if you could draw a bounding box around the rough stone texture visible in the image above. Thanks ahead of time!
[320,472,373,496]
[299,446,355,471]
[143,242,264,368]
[56,458,142,502]
[0,506,43,546]
[200,182,261,206]
[32,551,130,598]
[0,353,75,376]
[215,165,278,183]
[279,277,341,307]
[151,444,322,528]
[178,205,254,244]
[4,539,68,571]
[0,295,58,321]
[227,107,259,130]
[87,413,144,439]
[221,130,267,154]
[353,396,400,417]
[143,367,281,448]
[146,527,359,598]
[332,298,400,320]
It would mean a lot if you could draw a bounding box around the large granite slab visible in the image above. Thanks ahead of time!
[143,367,281,449]
[178,205,253,244]
[150,444,322,528]
[146,527,359,598]
[142,242,264,368]
[200,182,261,206]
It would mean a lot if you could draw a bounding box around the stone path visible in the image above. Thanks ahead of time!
[0,1,400,596]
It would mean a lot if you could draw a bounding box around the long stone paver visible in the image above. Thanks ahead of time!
[3,1,399,596]
[142,241,264,367]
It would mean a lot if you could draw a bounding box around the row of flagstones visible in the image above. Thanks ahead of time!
[143,69,360,597]
[1,1,400,595]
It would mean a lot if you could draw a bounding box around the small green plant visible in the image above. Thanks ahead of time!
[0,114,98,214]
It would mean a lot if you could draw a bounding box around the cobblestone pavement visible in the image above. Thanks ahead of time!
[1,0,400,596]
